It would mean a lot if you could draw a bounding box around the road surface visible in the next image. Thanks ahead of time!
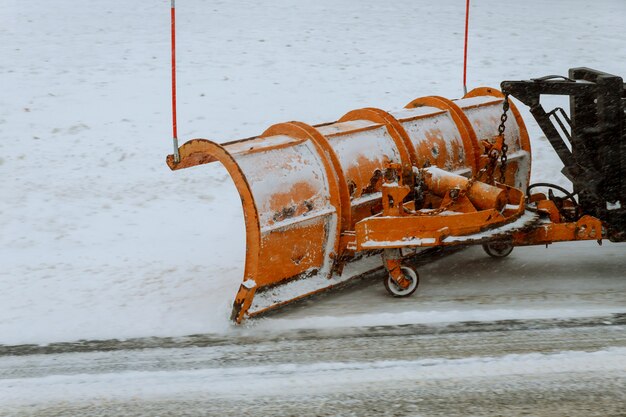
[1,242,625,416]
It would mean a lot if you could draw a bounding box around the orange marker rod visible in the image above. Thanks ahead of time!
[463,0,470,96]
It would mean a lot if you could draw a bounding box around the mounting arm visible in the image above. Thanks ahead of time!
[501,68,626,241]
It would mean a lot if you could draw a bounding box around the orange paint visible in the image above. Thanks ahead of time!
[257,219,328,286]
[165,89,543,323]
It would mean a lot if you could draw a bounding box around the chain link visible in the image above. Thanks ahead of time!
[498,94,510,183]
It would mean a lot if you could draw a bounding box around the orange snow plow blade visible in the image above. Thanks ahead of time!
[167,88,532,323]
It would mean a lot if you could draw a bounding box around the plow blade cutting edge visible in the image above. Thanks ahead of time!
[167,88,531,322]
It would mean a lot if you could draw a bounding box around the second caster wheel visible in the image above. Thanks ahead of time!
[482,242,514,258]
[384,266,420,297]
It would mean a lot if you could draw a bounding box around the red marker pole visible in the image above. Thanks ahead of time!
[462,0,470,96]
[171,0,180,162]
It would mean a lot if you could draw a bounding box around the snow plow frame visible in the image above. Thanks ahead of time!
[167,88,534,322]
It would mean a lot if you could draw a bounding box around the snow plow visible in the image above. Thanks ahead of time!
[167,67,625,323]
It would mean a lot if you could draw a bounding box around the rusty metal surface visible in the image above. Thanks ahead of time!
[167,88,532,322]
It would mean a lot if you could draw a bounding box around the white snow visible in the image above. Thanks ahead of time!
[1,348,624,406]
[224,134,298,155]
[251,306,626,333]
[321,122,401,198]
[235,139,331,227]
[1,0,625,345]
[360,237,438,249]
[249,252,382,314]
[392,107,469,172]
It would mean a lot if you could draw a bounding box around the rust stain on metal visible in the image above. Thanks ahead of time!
[165,87,598,324]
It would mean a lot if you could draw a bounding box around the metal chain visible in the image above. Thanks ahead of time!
[498,94,510,183]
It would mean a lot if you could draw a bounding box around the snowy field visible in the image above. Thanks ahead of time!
[2,0,626,345]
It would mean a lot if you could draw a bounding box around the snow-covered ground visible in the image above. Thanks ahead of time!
[1,0,625,345]
[3,349,625,408]
[1,317,625,416]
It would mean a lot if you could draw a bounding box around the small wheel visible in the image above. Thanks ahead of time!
[384,266,419,297]
[482,242,514,258]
